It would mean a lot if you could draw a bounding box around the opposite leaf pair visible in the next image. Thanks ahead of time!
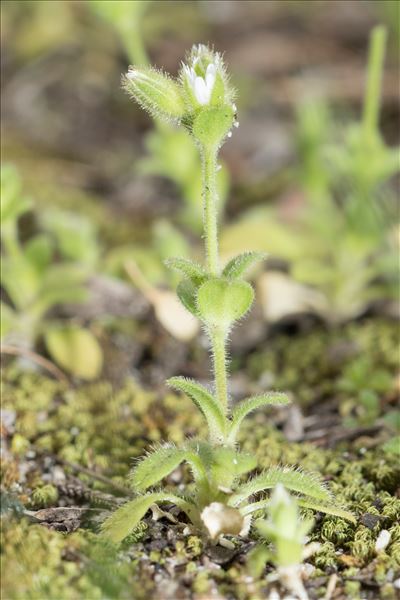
[167,251,265,334]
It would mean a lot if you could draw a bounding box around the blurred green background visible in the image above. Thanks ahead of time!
[1,0,399,380]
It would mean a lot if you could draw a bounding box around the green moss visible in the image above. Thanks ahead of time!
[245,318,399,417]
[30,484,59,508]
[344,580,361,599]
[1,317,398,598]
[1,519,144,600]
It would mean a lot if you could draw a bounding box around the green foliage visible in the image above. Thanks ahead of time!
[2,518,143,600]
[221,27,398,322]
[254,485,315,568]
[165,257,207,282]
[102,492,199,544]
[44,325,103,381]
[338,356,393,425]
[248,485,319,600]
[230,466,331,507]
[41,209,99,268]
[0,163,102,379]
[196,278,254,331]
[222,251,267,280]
[228,393,290,444]
[293,26,398,320]
[167,377,226,443]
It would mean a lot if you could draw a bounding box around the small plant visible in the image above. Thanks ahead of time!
[248,484,320,600]
[102,44,354,543]
[338,356,393,426]
[221,26,398,323]
[0,164,103,380]
[291,26,399,320]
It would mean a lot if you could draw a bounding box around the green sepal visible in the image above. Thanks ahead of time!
[222,251,267,280]
[123,67,186,123]
[192,106,234,148]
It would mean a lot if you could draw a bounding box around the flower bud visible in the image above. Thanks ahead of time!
[180,44,235,111]
[123,67,186,122]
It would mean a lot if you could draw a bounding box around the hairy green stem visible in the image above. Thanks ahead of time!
[202,146,219,276]
[363,25,387,138]
[211,327,229,414]
[201,144,229,418]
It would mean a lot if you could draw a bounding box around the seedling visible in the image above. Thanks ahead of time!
[249,484,320,600]
[102,44,355,543]
[0,164,103,380]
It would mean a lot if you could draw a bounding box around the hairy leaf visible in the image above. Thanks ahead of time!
[197,278,254,329]
[297,498,356,523]
[176,279,199,317]
[165,257,207,282]
[101,493,197,543]
[222,251,267,280]
[168,377,226,442]
[211,447,257,489]
[228,393,290,443]
[229,467,331,506]
[131,444,207,491]
[45,325,103,380]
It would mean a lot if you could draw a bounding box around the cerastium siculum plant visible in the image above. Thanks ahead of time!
[102,45,355,544]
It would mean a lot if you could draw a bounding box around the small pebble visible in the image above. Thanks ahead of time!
[375,529,391,552]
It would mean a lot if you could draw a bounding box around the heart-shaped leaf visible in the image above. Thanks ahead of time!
[197,278,254,329]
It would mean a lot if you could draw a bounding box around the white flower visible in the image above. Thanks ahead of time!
[183,62,216,106]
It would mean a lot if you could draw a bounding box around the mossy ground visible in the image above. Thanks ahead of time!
[1,318,399,599]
